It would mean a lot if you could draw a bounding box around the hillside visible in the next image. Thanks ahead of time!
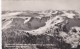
[2,10,80,49]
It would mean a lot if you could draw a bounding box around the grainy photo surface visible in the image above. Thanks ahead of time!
[2,0,80,49]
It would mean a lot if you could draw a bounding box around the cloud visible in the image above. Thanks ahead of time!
[2,0,80,10]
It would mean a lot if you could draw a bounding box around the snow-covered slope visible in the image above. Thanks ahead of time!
[2,10,80,48]
[2,10,80,34]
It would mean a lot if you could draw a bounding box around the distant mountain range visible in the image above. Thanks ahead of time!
[2,10,80,49]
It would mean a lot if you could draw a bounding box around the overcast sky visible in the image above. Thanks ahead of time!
[2,0,80,11]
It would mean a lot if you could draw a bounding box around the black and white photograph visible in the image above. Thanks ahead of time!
[2,0,80,49]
